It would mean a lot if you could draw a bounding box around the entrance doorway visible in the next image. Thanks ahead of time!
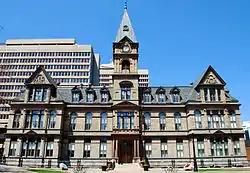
[118,140,133,163]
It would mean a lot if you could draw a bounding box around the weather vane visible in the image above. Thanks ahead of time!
[125,0,128,9]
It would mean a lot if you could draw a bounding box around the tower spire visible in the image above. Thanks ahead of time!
[124,0,127,10]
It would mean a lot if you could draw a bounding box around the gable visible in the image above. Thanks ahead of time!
[31,71,50,85]
[195,66,226,87]
[112,100,139,108]
[25,66,56,87]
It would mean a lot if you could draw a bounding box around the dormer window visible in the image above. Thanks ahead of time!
[72,92,80,102]
[204,88,221,102]
[170,87,181,103]
[87,93,94,103]
[29,88,47,102]
[121,88,131,100]
[86,85,96,103]
[100,86,110,103]
[156,87,166,103]
[143,87,151,103]
[71,86,81,103]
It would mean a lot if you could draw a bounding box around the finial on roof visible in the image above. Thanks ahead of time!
[124,0,128,9]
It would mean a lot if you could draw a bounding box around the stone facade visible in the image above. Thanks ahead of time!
[3,7,247,169]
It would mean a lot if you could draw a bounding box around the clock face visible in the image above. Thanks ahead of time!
[123,45,130,52]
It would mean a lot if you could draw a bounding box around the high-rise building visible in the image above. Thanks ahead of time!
[99,62,149,87]
[242,121,250,140]
[0,38,100,128]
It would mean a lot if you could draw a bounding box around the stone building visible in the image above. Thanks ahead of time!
[3,6,247,168]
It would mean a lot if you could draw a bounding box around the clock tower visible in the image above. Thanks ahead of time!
[112,4,139,105]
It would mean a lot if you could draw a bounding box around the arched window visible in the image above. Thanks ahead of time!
[174,112,181,131]
[194,110,202,129]
[144,113,151,130]
[122,60,130,73]
[48,111,56,129]
[85,112,92,130]
[159,112,166,130]
[70,113,77,131]
[13,110,21,128]
[100,112,107,131]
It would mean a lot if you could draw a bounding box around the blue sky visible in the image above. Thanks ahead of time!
[1,0,250,120]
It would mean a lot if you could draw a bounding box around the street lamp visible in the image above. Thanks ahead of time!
[192,133,198,172]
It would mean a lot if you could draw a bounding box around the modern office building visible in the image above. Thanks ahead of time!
[0,38,100,127]
[242,121,250,140]
[100,62,149,87]
[3,5,247,168]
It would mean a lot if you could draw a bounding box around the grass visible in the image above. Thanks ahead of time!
[25,168,65,173]
[198,168,250,172]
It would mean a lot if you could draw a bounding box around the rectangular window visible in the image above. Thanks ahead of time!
[84,141,91,158]
[204,88,208,101]
[195,114,202,129]
[31,110,44,129]
[215,140,223,156]
[121,88,131,100]
[68,142,75,158]
[197,140,205,157]
[46,142,53,157]
[220,114,225,128]
[9,141,17,156]
[42,88,47,101]
[27,141,36,156]
[100,141,107,158]
[210,88,216,102]
[230,113,237,128]
[21,142,27,157]
[34,88,42,101]
[145,142,152,158]
[210,139,214,156]
[117,112,134,129]
[233,140,240,155]
[13,113,21,128]
[161,140,168,158]
[218,89,221,101]
[176,142,184,157]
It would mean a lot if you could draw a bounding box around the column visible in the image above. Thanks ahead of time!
[24,88,30,103]
[43,109,48,129]
[204,138,210,157]
[20,109,27,129]
[183,139,189,158]
[53,138,60,158]
[4,138,11,156]
[16,138,22,157]
[239,137,246,156]
[40,138,45,157]
[134,140,137,157]
[137,140,140,158]
[134,111,137,129]
[115,140,118,158]
[75,140,84,158]
[207,88,211,102]
[228,138,233,156]
[224,109,229,128]
[107,140,112,158]
[45,88,51,103]
[112,140,115,157]
[215,89,219,102]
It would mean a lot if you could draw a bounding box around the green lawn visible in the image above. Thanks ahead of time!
[25,168,65,173]
[199,168,250,172]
